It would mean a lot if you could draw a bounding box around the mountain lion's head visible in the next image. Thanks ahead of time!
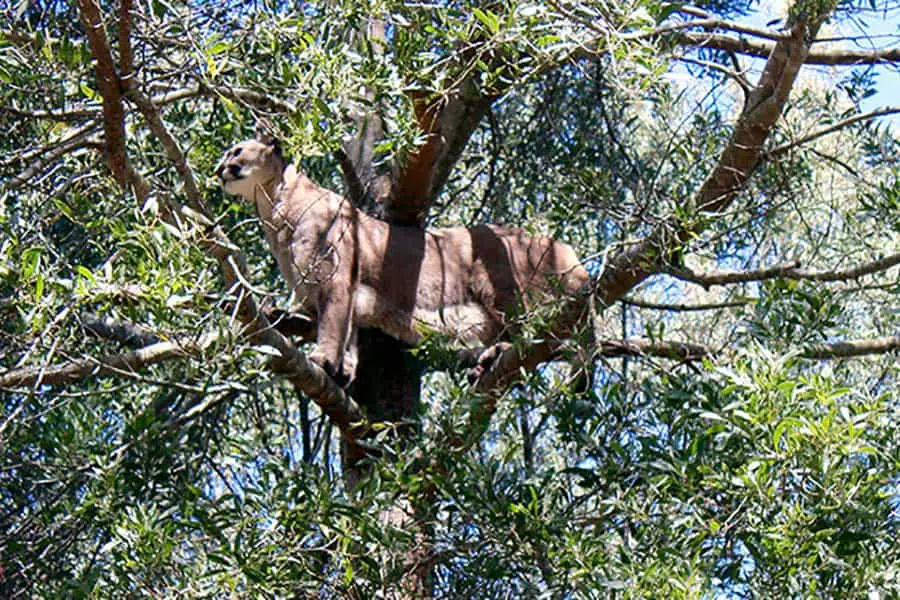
[215,135,285,201]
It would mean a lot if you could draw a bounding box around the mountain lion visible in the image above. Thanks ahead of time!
[216,134,590,386]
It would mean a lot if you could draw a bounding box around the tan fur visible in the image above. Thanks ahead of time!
[216,136,590,385]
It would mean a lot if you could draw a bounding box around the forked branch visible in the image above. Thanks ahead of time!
[469,16,829,435]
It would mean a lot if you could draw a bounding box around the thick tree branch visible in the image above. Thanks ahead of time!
[387,90,443,225]
[595,20,819,305]
[803,335,900,359]
[118,0,135,85]
[386,13,510,224]
[334,147,368,208]
[388,87,496,225]
[341,18,389,211]
[597,338,711,360]
[667,252,900,287]
[428,92,497,211]
[75,0,128,188]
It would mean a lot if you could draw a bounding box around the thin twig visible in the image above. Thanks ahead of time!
[766,106,900,158]
[622,297,750,311]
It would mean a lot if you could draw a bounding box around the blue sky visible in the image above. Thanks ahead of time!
[855,12,900,129]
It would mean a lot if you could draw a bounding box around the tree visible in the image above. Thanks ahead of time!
[1,0,898,596]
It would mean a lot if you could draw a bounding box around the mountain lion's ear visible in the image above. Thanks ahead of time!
[255,121,281,154]
[272,137,283,157]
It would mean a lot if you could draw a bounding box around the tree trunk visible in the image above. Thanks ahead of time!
[342,328,422,489]
[339,331,433,598]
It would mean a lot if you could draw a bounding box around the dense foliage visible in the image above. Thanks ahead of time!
[1,0,898,597]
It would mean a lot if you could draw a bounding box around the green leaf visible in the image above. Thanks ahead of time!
[34,273,44,302]
[220,96,242,120]
[21,247,41,278]
[535,34,561,47]
[314,97,334,119]
[698,411,725,422]
[653,2,683,22]
[773,418,801,450]
[208,41,230,55]
[473,8,500,34]
[79,81,99,101]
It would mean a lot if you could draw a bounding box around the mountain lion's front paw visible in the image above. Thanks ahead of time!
[309,350,353,388]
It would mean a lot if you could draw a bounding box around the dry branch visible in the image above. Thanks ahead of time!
[592,336,900,361]
[622,298,750,312]
[676,31,900,65]
[0,334,218,389]
[667,252,900,287]
[673,7,791,41]
[766,106,900,157]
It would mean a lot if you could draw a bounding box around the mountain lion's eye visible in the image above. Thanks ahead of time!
[232,147,243,157]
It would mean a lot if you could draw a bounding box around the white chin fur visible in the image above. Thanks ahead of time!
[223,178,250,198]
